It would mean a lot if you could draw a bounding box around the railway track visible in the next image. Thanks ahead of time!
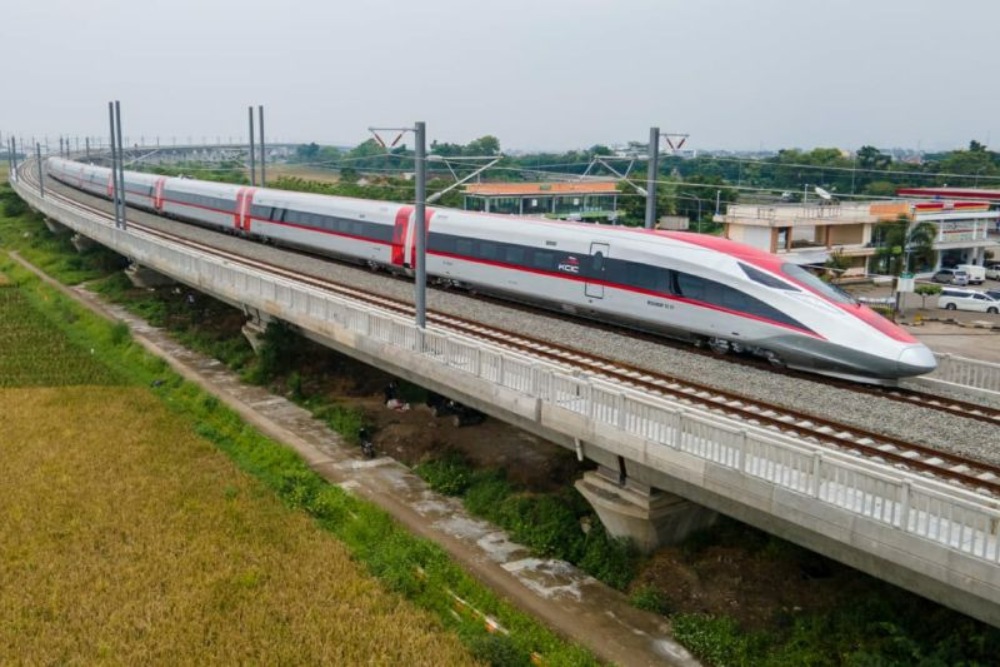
[19,164,1000,497]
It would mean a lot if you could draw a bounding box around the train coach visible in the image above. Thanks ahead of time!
[45,156,937,382]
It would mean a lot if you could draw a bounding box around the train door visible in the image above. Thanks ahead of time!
[391,206,412,268]
[234,187,254,233]
[585,242,609,299]
[152,177,166,212]
[403,209,436,269]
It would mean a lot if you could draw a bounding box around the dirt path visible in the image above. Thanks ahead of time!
[9,252,698,667]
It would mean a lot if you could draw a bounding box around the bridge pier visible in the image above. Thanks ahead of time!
[575,468,718,554]
[241,315,272,353]
[71,233,95,253]
[124,263,176,289]
[44,218,69,235]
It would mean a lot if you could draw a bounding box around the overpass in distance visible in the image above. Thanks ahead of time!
[10,156,1000,627]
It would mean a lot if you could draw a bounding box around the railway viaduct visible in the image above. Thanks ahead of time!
[11,157,1000,627]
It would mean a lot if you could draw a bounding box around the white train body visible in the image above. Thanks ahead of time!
[46,157,937,381]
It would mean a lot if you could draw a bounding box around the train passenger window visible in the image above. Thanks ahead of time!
[428,233,449,253]
[456,239,473,256]
[676,273,707,300]
[719,287,748,310]
[655,269,673,293]
[506,247,525,266]
[480,242,497,260]
[533,251,554,270]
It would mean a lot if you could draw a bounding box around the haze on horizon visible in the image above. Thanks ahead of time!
[4,0,997,154]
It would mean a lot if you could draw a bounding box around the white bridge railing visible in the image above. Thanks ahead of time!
[16,181,1000,601]
[928,353,1000,395]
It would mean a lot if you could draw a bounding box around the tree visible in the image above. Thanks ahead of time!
[873,215,937,275]
[465,135,501,156]
[294,143,320,162]
[914,283,942,308]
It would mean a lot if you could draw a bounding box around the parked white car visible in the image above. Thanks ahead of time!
[938,288,1000,314]
[986,263,1000,280]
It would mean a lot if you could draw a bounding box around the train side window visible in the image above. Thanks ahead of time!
[533,251,554,270]
[655,269,673,293]
[480,242,497,260]
[456,239,473,256]
[676,273,707,300]
[506,247,525,266]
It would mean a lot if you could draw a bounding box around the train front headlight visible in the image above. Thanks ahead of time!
[897,345,937,376]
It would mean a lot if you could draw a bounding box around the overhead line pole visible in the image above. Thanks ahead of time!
[36,142,44,198]
[644,126,659,229]
[368,121,428,329]
[115,101,126,230]
[108,101,121,227]
[248,106,256,186]
[414,120,427,329]
[258,105,266,187]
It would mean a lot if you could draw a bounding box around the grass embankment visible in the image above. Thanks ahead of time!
[0,208,597,665]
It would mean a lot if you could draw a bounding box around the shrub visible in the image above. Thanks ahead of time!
[417,452,474,496]
[629,585,671,615]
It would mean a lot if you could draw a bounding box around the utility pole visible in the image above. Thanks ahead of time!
[248,106,256,186]
[644,127,659,229]
[36,143,44,197]
[115,101,126,230]
[369,121,428,329]
[414,120,426,329]
[108,101,121,228]
[258,105,266,187]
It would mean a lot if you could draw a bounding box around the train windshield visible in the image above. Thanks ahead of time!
[780,263,857,305]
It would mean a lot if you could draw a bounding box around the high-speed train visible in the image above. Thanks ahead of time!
[46,156,937,382]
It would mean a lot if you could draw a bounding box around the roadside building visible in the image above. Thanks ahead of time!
[463,182,619,221]
[716,199,999,278]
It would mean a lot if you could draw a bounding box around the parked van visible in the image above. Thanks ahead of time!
[955,264,986,285]
[986,263,1000,280]
[932,268,969,285]
[937,288,1000,313]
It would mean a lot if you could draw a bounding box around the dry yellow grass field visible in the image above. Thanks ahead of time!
[0,386,477,665]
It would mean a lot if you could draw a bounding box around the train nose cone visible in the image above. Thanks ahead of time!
[897,344,937,376]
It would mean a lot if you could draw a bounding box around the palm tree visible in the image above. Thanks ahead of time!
[873,214,937,276]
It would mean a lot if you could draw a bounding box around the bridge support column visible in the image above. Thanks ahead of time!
[124,263,176,289]
[44,218,69,235]
[241,313,272,353]
[575,469,717,554]
[71,233,95,253]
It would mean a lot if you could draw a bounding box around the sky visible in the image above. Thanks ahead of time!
[4,0,998,153]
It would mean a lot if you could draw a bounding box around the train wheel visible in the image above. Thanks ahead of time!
[707,338,730,355]
[763,350,785,367]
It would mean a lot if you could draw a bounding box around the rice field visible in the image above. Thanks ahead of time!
[0,286,120,387]
[0,281,477,664]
